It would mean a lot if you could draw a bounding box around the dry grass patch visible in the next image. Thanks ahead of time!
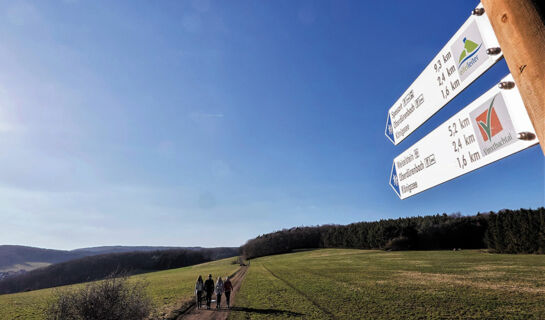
[472,265,495,271]
[398,271,545,294]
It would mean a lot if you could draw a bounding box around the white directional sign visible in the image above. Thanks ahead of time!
[385,3,502,145]
[389,75,538,199]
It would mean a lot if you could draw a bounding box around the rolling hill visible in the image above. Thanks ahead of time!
[0,247,239,294]
[2,249,545,319]
[71,246,202,255]
[0,245,85,271]
[0,257,241,320]
[0,245,234,274]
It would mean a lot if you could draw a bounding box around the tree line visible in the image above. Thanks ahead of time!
[486,208,545,253]
[0,247,239,294]
[242,208,545,259]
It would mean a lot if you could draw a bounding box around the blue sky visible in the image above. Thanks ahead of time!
[0,0,543,250]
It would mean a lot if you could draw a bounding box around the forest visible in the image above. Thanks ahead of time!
[242,208,545,259]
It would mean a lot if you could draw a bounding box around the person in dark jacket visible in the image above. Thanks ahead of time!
[195,275,204,309]
[204,274,215,309]
[223,276,233,309]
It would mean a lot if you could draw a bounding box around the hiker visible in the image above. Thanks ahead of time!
[223,276,233,309]
[204,274,215,310]
[195,275,204,309]
[215,276,224,309]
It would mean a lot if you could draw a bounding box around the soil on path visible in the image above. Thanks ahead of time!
[176,266,248,320]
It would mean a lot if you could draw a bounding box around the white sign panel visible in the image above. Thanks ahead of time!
[389,75,538,199]
[385,3,502,145]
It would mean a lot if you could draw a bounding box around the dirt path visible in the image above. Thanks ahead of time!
[176,266,248,320]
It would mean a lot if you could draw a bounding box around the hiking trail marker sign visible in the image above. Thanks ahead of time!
[385,3,502,145]
[389,75,538,199]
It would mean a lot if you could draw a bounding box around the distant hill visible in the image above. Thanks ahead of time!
[0,246,85,271]
[0,247,240,294]
[0,245,237,274]
[71,246,202,255]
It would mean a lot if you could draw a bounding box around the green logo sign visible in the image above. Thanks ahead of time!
[458,37,482,68]
[477,97,496,142]
[450,21,486,81]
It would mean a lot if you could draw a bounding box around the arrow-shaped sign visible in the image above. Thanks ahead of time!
[385,3,502,145]
[390,74,538,199]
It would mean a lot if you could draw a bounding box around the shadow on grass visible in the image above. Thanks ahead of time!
[230,306,304,317]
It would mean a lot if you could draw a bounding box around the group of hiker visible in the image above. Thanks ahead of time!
[195,274,233,310]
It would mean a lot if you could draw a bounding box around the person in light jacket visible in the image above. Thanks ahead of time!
[215,276,224,309]
[195,275,204,309]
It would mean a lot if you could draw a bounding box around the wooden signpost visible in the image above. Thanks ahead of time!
[481,0,545,155]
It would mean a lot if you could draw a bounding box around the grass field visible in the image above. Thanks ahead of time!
[229,249,545,320]
[0,257,240,320]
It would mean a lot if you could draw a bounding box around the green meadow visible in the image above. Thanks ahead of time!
[0,257,239,320]
[229,249,545,320]
[2,250,545,319]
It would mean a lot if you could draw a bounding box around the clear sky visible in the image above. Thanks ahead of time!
[0,0,543,250]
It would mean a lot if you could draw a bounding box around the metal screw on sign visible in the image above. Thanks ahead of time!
[518,132,536,141]
[498,81,515,89]
[486,47,502,55]
[472,8,485,16]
